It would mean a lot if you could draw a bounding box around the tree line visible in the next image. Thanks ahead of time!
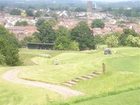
[22,19,96,51]
[22,19,140,50]
[0,18,139,66]
[95,29,140,48]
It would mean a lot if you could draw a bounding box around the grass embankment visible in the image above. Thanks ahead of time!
[0,68,64,105]
[0,47,140,105]
[71,89,140,105]
[66,48,140,105]
[0,63,63,105]
[19,49,103,84]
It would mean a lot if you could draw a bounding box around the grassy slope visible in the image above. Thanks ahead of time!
[73,53,140,94]
[0,69,63,105]
[19,50,103,84]
[67,47,140,105]
[72,89,140,105]
[0,47,140,105]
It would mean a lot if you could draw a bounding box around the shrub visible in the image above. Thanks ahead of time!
[91,19,105,28]
[0,54,5,65]
[106,35,118,47]
[0,25,20,66]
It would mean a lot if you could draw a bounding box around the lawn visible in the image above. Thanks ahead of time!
[66,47,140,105]
[71,89,140,105]
[0,68,64,105]
[0,47,140,105]
[19,49,103,84]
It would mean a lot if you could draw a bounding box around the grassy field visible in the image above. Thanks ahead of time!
[0,69,63,105]
[71,89,140,105]
[0,47,140,105]
[19,49,103,84]
[67,48,140,105]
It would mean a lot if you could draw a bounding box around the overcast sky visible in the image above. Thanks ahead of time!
[94,0,132,2]
[0,0,134,3]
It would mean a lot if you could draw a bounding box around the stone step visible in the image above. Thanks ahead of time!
[75,77,85,80]
[67,80,77,85]
[84,75,93,79]
[71,79,79,82]
[92,72,100,75]
[62,83,73,87]
[81,76,90,80]
[89,73,97,77]
[62,71,102,87]
[78,77,87,80]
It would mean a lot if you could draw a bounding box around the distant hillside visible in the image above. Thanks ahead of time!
[0,0,139,9]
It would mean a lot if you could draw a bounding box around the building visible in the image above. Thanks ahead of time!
[27,43,55,50]
[8,26,37,40]
[57,19,79,29]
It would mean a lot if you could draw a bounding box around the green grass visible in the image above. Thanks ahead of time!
[19,47,140,85]
[0,68,65,105]
[0,47,140,105]
[19,50,103,84]
[19,48,64,65]
[65,47,140,105]
[105,55,140,72]
[71,89,140,105]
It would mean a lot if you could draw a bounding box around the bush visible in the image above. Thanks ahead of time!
[71,21,95,50]
[69,41,79,51]
[0,54,5,65]
[0,25,20,66]
[91,19,105,28]
[106,35,118,47]
[126,35,140,47]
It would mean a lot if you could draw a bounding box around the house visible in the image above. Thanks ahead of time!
[8,26,37,40]
[57,19,79,29]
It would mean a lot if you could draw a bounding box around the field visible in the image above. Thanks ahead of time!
[0,47,140,105]
[0,68,63,105]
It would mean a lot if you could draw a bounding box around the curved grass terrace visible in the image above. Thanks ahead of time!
[0,47,140,105]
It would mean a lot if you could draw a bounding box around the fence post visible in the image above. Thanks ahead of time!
[102,63,106,74]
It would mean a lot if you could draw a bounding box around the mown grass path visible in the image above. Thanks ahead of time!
[2,68,84,98]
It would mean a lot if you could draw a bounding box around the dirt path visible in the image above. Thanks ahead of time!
[2,69,84,98]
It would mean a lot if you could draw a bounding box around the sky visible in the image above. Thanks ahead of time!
[94,0,132,2]
[0,0,134,3]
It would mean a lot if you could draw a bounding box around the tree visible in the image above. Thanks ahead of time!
[126,35,140,47]
[20,36,33,47]
[0,25,20,66]
[35,20,56,43]
[69,41,79,51]
[26,9,34,17]
[123,28,138,37]
[119,29,139,46]
[106,35,118,47]
[71,21,95,50]
[94,35,105,45]
[36,19,45,28]
[15,21,28,26]
[91,19,105,28]
[0,54,5,65]
[55,27,79,50]
[35,11,42,17]
[74,7,86,12]
[10,9,21,15]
